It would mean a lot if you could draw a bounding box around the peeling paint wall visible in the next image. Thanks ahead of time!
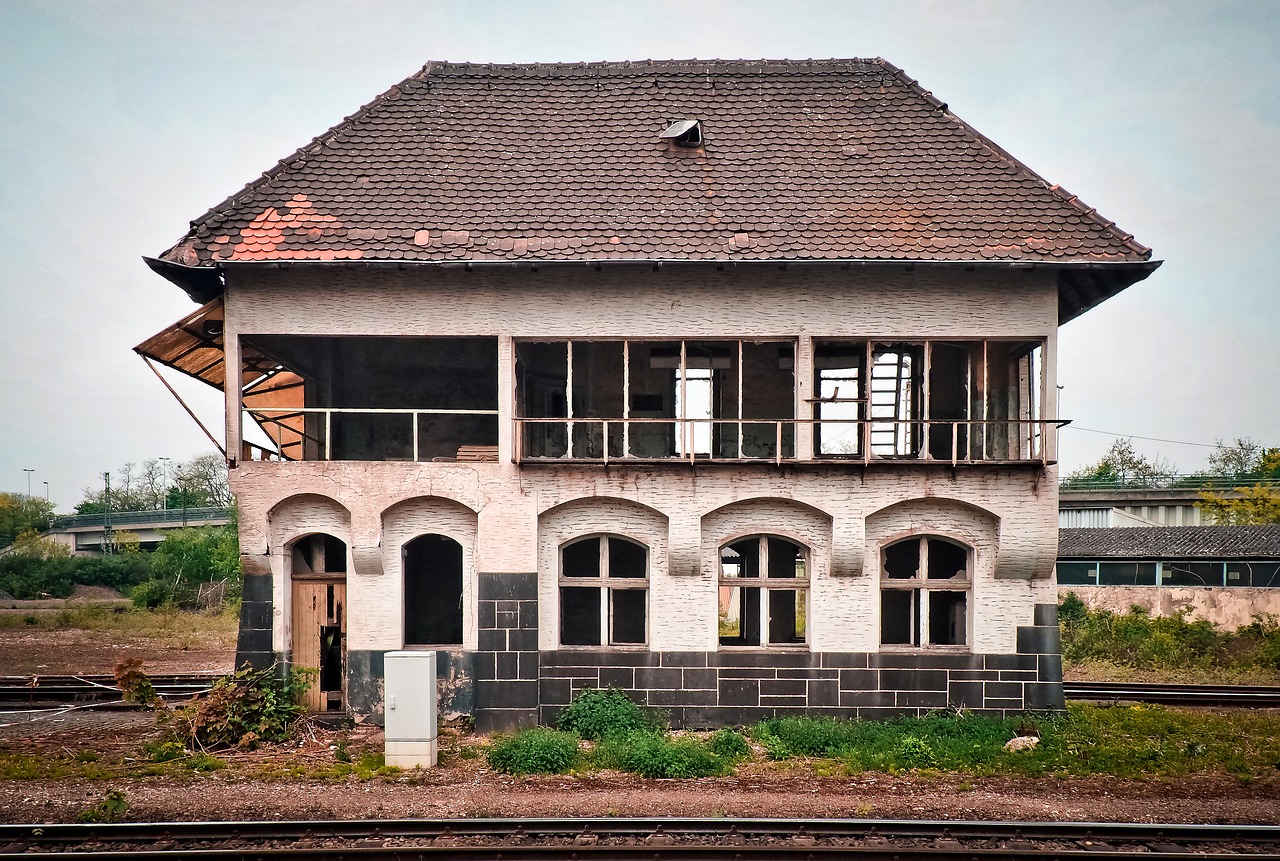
[223,263,1062,717]
[1060,586,1280,630]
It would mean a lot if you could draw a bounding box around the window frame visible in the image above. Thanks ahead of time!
[557,533,649,648]
[879,534,972,651]
[717,534,810,649]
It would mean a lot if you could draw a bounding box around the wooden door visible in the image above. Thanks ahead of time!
[291,578,347,712]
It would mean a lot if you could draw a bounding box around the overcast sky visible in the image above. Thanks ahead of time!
[1,0,1276,510]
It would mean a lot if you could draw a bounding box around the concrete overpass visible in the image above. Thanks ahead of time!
[10,507,234,555]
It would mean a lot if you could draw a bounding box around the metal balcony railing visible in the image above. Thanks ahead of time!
[242,408,1061,465]
[516,417,1061,465]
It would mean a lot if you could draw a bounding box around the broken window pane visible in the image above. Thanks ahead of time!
[881,589,918,646]
[404,534,464,646]
[516,341,568,458]
[869,344,923,457]
[559,535,647,646]
[1161,561,1224,587]
[883,539,919,579]
[881,535,971,649]
[928,591,967,646]
[815,343,863,456]
[927,539,967,579]
[718,535,807,647]
[927,342,980,460]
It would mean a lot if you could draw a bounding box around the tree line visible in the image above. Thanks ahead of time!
[1063,437,1280,525]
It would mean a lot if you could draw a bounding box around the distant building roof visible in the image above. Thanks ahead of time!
[1059,526,1280,559]
[153,59,1156,319]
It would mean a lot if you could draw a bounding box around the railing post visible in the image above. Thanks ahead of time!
[776,422,782,466]
[413,411,420,462]
[951,421,958,466]
[325,410,332,461]
[602,420,609,465]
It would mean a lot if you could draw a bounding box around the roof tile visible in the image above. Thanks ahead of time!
[161,59,1152,274]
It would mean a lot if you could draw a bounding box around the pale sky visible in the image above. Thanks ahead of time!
[1,0,1277,510]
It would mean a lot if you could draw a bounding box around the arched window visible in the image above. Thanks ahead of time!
[404,534,464,646]
[718,535,807,647]
[559,535,647,646]
[880,535,970,648]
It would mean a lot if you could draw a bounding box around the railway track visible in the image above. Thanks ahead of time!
[1,817,1278,859]
[7,676,1280,710]
[0,674,216,708]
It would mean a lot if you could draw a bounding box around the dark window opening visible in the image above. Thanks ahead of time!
[292,533,347,575]
[517,339,793,460]
[404,533,464,646]
[718,535,807,647]
[242,335,499,462]
[880,535,969,648]
[814,339,1044,462]
[559,535,647,646]
[1056,562,1098,585]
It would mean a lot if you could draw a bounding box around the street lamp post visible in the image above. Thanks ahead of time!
[159,457,171,511]
[23,468,33,498]
[43,481,48,502]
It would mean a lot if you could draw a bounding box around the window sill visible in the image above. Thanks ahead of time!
[717,644,809,651]
[878,645,970,653]
[556,644,650,651]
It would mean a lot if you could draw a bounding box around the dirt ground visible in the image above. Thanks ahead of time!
[1,625,1278,826]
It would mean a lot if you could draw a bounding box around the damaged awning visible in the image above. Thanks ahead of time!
[134,299,306,459]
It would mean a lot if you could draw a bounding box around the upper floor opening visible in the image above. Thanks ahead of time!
[226,334,1054,466]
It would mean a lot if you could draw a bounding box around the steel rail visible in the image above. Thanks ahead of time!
[1062,681,1280,707]
[4,676,1280,709]
[1,818,1278,859]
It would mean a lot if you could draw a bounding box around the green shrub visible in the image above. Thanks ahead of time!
[594,731,730,778]
[1058,595,1280,674]
[709,728,750,759]
[130,579,178,609]
[167,665,311,750]
[753,715,862,757]
[556,688,661,741]
[487,728,579,775]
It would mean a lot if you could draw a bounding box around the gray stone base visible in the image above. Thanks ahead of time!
[538,649,1063,727]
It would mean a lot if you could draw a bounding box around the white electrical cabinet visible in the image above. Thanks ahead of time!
[383,650,438,767]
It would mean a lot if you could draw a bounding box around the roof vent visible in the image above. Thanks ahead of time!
[659,119,702,148]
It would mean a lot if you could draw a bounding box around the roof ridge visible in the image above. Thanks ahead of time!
[876,61,1151,261]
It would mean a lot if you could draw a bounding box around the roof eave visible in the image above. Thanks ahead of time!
[147,256,1160,323]
[144,256,223,304]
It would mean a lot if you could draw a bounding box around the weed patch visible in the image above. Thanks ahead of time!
[593,731,731,778]
[555,688,662,741]
[487,728,579,775]
[165,665,311,750]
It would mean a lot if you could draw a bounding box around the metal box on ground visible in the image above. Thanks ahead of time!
[383,650,438,767]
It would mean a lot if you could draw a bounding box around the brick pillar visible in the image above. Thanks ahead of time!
[1017,602,1065,710]
[474,572,539,732]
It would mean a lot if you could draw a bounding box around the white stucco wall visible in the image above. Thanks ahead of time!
[225,263,1061,658]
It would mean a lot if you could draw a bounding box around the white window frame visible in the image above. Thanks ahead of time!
[879,534,971,650]
[717,534,809,649]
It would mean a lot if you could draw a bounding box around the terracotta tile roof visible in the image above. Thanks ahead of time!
[160,59,1153,277]
[1059,527,1280,560]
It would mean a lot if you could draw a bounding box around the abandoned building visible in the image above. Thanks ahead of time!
[137,59,1159,730]
[1058,525,1280,630]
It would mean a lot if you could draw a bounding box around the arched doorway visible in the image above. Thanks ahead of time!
[404,533,464,645]
[289,532,348,711]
